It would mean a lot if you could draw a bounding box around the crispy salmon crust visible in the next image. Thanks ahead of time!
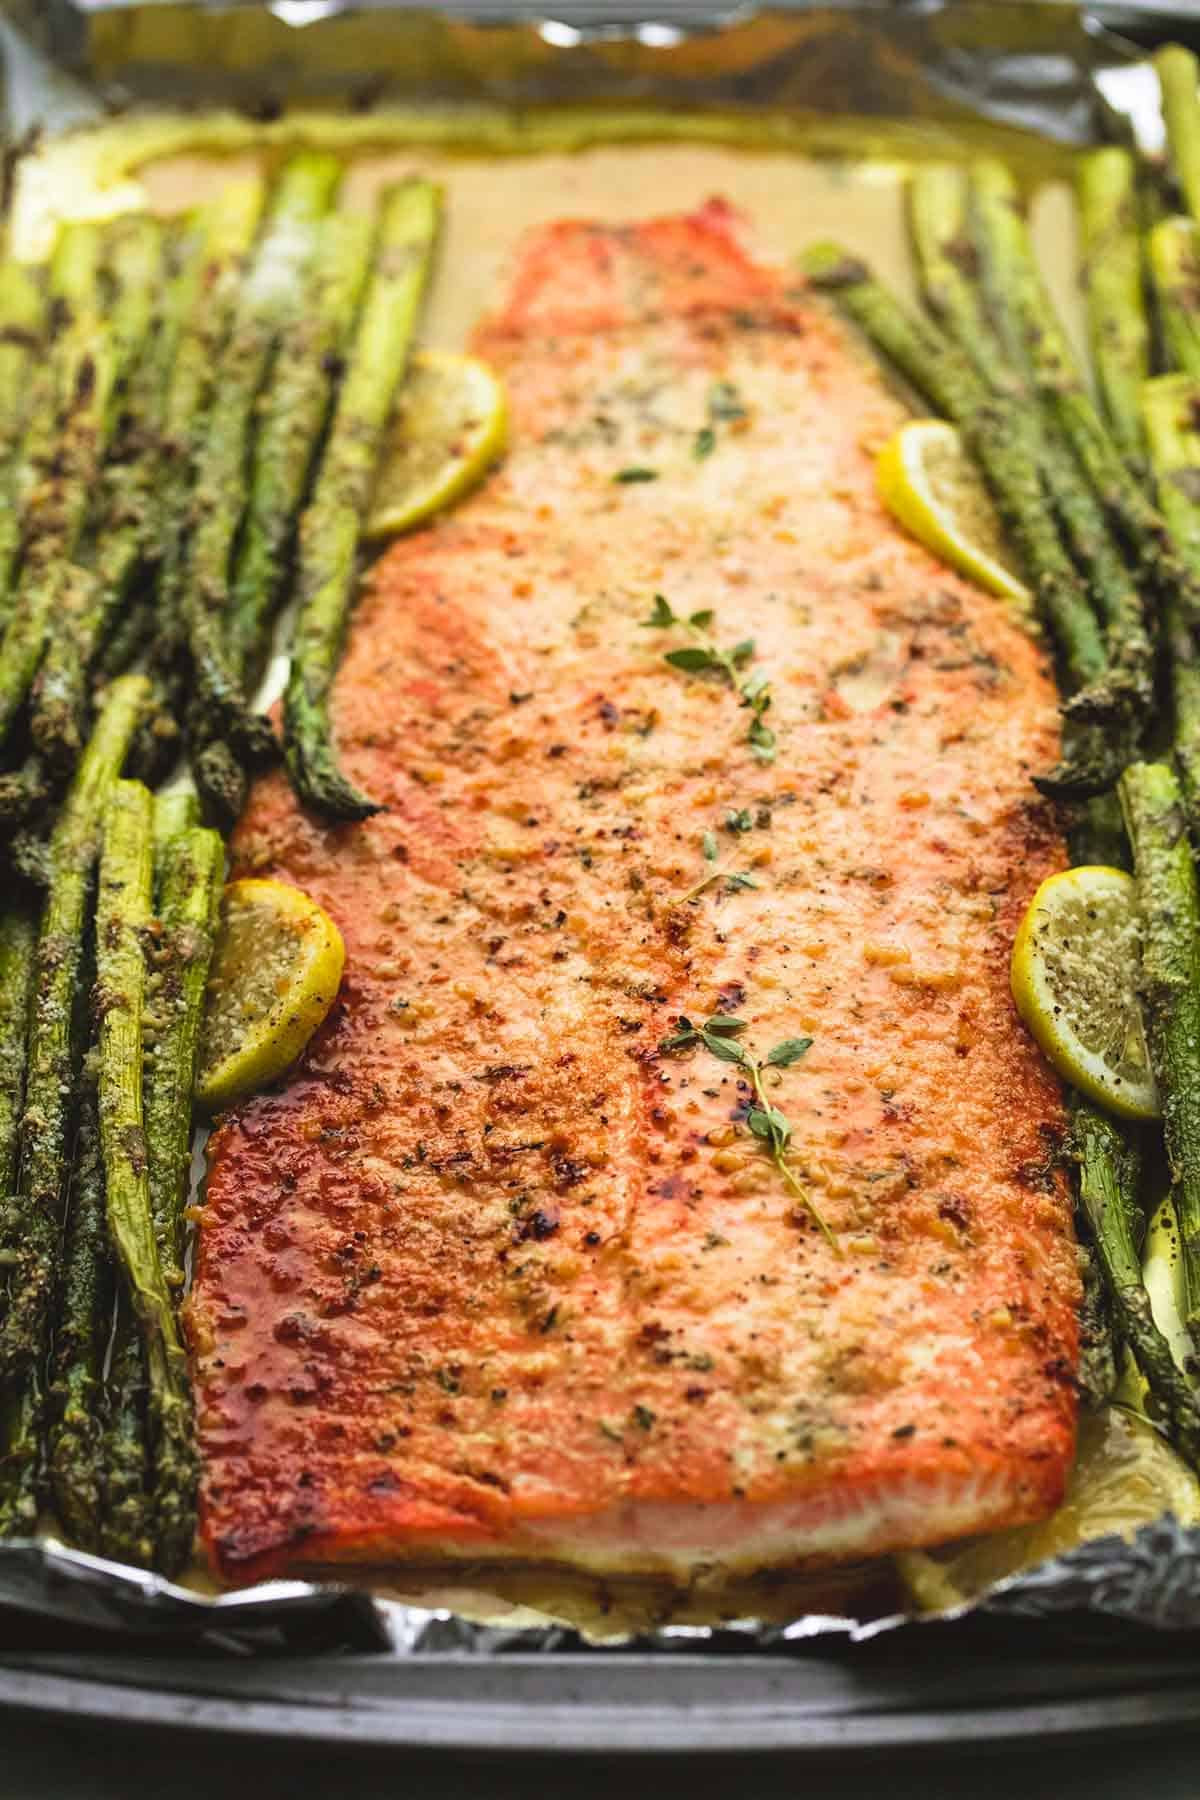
[190,200,1080,1585]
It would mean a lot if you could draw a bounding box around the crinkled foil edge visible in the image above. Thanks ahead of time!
[1,0,1196,1655]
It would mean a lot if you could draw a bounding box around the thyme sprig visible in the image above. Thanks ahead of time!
[659,1014,834,1244]
[642,595,777,763]
[676,831,758,902]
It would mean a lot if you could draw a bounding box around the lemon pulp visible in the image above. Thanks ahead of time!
[1010,864,1159,1121]
[877,418,1033,613]
[196,878,345,1112]
[366,349,507,541]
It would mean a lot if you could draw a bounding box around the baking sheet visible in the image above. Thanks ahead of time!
[2,0,1199,1659]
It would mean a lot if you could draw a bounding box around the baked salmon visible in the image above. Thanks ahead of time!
[189,198,1080,1584]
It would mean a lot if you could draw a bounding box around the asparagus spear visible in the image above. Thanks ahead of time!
[154,789,199,842]
[1118,759,1200,1359]
[800,243,1110,701]
[1077,147,1150,462]
[0,218,160,757]
[151,178,266,700]
[0,674,149,1383]
[1072,1103,1200,1461]
[0,258,44,632]
[0,912,35,1535]
[1158,45,1200,222]
[32,222,208,769]
[98,594,154,682]
[146,799,224,1290]
[1147,216,1200,378]
[183,153,341,788]
[969,159,1200,637]
[0,1377,40,1537]
[100,1299,153,1569]
[285,179,441,818]
[95,779,195,1574]
[0,910,35,1214]
[1139,373,1200,818]
[45,1076,110,1547]
[228,209,375,696]
[0,224,103,733]
[909,164,1151,673]
[0,259,42,444]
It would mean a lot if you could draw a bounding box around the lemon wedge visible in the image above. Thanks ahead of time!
[1011,864,1159,1121]
[899,1406,1200,1610]
[366,349,507,541]
[196,878,345,1113]
[877,418,1032,609]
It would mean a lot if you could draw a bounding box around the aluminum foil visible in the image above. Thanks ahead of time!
[0,0,1197,1659]
[1,0,1141,142]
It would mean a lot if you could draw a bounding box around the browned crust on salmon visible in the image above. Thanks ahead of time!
[189,200,1078,1585]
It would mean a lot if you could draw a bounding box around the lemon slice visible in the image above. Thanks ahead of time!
[877,419,1032,609]
[196,878,345,1113]
[366,349,507,541]
[1010,864,1159,1121]
[899,1406,1200,1610]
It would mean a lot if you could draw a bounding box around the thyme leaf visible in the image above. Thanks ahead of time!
[676,841,757,902]
[642,596,777,764]
[658,1015,832,1243]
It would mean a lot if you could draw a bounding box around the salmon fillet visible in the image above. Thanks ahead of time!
[190,199,1080,1585]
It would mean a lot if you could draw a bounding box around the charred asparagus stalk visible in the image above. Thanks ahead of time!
[0,223,104,742]
[1158,45,1200,222]
[1072,1103,1200,1462]
[0,1376,40,1537]
[0,674,149,1384]
[100,1301,153,1569]
[46,1077,110,1548]
[1148,216,1200,379]
[0,912,36,1537]
[1139,373,1200,818]
[184,153,341,806]
[0,218,160,756]
[151,178,266,702]
[32,222,205,769]
[1077,147,1149,462]
[280,181,454,817]
[1118,759,1200,1359]
[969,158,1200,639]
[146,795,224,1290]
[95,779,195,1574]
[0,910,35,1229]
[228,209,375,697]
[0,258,44,631]
[909,164,1149,670]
